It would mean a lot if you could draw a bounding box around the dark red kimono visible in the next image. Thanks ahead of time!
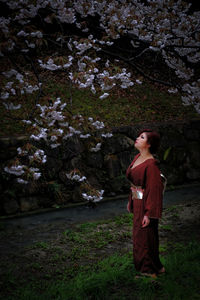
[126,153,164,274]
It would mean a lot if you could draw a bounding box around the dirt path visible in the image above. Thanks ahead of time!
[0,185,200,253]
[0,189,199,254]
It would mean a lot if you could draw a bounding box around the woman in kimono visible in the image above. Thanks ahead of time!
[126,129,165,278]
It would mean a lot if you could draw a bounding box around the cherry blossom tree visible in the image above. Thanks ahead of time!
[0,0,200,203]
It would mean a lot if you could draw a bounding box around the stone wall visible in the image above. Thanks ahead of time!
[1,119,200,216]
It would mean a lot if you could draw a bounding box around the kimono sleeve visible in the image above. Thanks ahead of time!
[143,162,163,219]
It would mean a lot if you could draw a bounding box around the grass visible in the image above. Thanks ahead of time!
[1,241,200,300]
[1,74,199,137]
[31,241,50,249]
[43,76,200,125]
[0,210,200,300]
[159,224,173,231]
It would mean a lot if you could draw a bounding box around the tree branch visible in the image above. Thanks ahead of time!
[21,53,43,120]
[101,49,175,87]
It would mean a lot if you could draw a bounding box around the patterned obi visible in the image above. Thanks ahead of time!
[131,184,144,200]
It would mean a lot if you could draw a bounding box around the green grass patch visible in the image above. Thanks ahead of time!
[159,243,168,253]
[3,241,200,300]
[114,213,133,226]
[78,222,99,232]
[1,77,199,136]
[165,205,178,212]
[31,241,50,249]
[159,224,173,231]
[50,81,199,126]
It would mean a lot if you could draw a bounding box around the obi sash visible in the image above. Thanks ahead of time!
[130,184,144,200]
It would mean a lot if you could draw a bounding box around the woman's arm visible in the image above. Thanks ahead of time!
[143,162,163,219]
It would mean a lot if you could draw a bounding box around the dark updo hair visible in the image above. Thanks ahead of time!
[138,129,161,154]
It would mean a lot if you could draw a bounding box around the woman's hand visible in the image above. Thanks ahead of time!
[142,215,150,227]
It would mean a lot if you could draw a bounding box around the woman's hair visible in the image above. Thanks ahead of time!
[138,129,161,154]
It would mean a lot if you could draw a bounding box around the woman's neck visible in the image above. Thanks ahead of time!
[139,149,153,159]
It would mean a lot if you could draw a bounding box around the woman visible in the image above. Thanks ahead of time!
[126,129,165,278]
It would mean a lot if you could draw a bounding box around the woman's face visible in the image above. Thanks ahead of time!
[134,132,150,151]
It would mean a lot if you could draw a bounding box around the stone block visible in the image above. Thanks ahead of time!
[62,137,84,160]
[71,187,83,203]
[19,196,39,212]
[45,157,63,179]
[102,135,134,154]
[104,154,121,178]
[37,196,54,208]
[21,182,40,196]
[112,126,137,140]
[161,131,186,148]
[189,120,200,130]
[59,171,75,187]
[109,176,128,193]
[85,152,103,169]
[3,198,19,215]
[118,151,133,172]
[187,142,200,168]
[186,169,200,180]
[183,128,199,141]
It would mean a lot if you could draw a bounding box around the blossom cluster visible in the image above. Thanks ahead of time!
[29,149,47,164]
[4,141,47,184]
[82,189,104,202]
[1,69,40,110]
[4,164,41,183]
[90,143,101,152]
[101,133,113,138]
[65,169,105,203]
[89,118,105,130]
[29,99,112,155]
[17,146,47,164]
[181,80,200,113]
[4,165,25,176]
[66,172,86,182]
[29,98,68,147]
[38,49,134,99]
